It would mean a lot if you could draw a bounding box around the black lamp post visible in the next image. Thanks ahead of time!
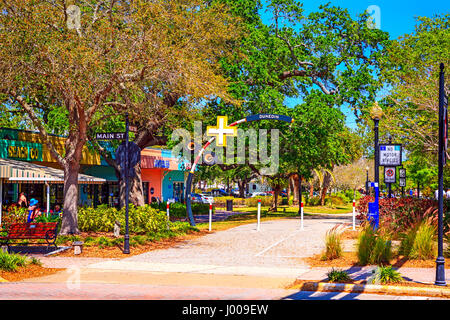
[365,166,369,194]
[123,112,130,254]
[435,63,446,286]
[370,102,383,188]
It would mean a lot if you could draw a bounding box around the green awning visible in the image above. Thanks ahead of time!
[0,158,106,184]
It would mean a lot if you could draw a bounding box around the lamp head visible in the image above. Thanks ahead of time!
[370,102,383,120]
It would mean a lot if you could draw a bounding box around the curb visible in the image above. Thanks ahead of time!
[296,282,450,298]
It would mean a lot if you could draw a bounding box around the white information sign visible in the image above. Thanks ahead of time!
[384,167,396,184]
[380,144,402,166]
[399,177,406,187]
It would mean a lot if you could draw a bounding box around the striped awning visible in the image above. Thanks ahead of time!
[0,158,106,184]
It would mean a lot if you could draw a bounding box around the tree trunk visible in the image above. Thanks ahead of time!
[60,161,80,234]
[270,184,281,212]
[238,180,246,198]
[320,171,332,206]
[119,163,145,208]
[292,175,299,205]
[310,183,314,198]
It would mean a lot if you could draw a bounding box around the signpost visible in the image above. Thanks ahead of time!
[399,168,406,196]
[96,116,135,254]
[384,166,396,198]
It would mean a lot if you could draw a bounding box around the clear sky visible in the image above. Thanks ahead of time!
[260,0,449,129]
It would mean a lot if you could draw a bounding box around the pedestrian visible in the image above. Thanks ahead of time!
[27,198,41,223]
[17,192,28,208]
[446,189,450,199]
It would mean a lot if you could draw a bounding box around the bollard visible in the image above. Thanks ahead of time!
[166,202,170,230]
[300,202,304,230]
[72,241,84,255]
[352,199,356,231]
[257,199,261,231]
[209,202,212,232]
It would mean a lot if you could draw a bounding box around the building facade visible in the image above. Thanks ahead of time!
[0,128,187,213]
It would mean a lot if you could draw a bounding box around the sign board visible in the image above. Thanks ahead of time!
[399,177,406,187]
[384,167,396,184]
[115,141,141,178]
[96,132,125,140]
[129,126,138,133]
[380,144,402,166]
[246,114,293,123]
[399,168,406,178]
[0,140,42,162]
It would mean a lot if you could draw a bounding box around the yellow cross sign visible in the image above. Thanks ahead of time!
[206,116,237,147]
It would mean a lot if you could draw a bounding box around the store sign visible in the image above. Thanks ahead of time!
[384,167,396,184]
[380,144,402,166]
[0,140,42,161]
[154,159,170,169]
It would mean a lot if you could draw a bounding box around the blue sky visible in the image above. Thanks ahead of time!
[260,0,449,129]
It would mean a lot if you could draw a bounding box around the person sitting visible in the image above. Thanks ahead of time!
[17,192,28,208]
[27,199,41,223]
[53,204,62,218]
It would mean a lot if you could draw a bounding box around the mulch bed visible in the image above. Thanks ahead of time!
[0,264,64,282]
[54,230,211,258]
[304,252,450,269]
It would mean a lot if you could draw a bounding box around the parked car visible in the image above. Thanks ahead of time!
[191,193,203,203]
[250,192,270,198]
[211,189,229,197]
[200,193,214,204]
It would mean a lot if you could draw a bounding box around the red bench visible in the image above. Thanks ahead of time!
[0,222,59,251]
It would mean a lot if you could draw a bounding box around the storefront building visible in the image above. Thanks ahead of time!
[0,128,187,213]
[0,128,106,221]
[141,148,186,203]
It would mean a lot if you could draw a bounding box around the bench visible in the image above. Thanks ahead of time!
[0,222,59,252]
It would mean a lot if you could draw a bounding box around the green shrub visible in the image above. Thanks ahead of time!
[327,268,352,283]
[307,196,321,206]
[357,226,392,265]
[368,266,403,284]
[321,226,343,261]
[409,221,436,260]
[150,202,212,217]
[0,251,29,272]
[244,196,274,207]
[371,236,392,264]
[78,204,169,234]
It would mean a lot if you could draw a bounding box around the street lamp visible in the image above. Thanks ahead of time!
[365,166,370,194]
[370,102,383,186]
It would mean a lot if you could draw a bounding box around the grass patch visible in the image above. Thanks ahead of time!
[357,226,392,265]
[368,266,403,284]
[327,268,353,283]
[0,251,30,272]
[321,226,343,261]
